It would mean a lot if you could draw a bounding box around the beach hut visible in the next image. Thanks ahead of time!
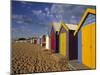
[41,35,46,47]
[59,21,78,60]
[74,8,96,68]
[50,22,60,53]
[41,34,50,49]
[39,36,43,46]
[27,36,38,44]
[46,34,50,49]
[39,38,42,45]
[31,37,38,44]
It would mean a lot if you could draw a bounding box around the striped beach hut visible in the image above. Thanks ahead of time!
[50,22,60,53]
[59,21,78,60]
[74,8,96,68]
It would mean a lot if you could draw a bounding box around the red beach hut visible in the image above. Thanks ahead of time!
[50,22,60,53]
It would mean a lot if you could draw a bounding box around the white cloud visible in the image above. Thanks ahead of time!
[21,1,32,5]
[49,4,88,24]
[50,4,66,21]
[21,1,27,4]
[45,7,49,12]
[12,14,23,20]
[45,7,50,15]
[12,14,33,25]
[32,4,87,24]
[55,15,62,20]
[71,15,76,19]
[32,10,42,15]
[51,4,65,14]
[47,11,50,15]
[32,7,54,21]
[16,20,23,24]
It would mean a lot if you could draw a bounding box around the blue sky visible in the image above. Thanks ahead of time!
[12,1,95,39]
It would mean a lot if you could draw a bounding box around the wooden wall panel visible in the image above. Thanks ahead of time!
[60,32,67,56]
[82,23,96,68]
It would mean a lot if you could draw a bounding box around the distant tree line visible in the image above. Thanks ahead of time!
[18,38,26,40]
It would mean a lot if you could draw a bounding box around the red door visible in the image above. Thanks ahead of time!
[51,32,55,53]
[42,35,46,47]
[34,40,37,44]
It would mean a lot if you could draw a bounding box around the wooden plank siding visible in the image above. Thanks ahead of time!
[82,23,96,68]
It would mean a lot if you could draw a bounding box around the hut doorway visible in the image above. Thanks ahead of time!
[34,40,37,44]
[51,32,55,52]
[41,35,46,47]
[69,30,78,60]
[55,32,59,53]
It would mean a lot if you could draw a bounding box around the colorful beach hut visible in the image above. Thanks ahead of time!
[59,21,78,60]
[74,8,96,68]
[41,35,46,47]
[39,38,41,45]
[29,37,38,44]
[50,22,60,53]
[41,34,50,49]
[31,37,38,44]
[46,34,50,49]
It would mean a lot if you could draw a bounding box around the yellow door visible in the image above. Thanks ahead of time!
[82,23,96,68]
[60,32,67,56]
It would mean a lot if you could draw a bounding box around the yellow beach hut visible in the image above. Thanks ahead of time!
[74,8,96,68]
[59,21,78,60]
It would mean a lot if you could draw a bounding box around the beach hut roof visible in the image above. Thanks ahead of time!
[65,24,78,30]
[59,21,78,32]
[52,22,61,32]
[74,8,96,36]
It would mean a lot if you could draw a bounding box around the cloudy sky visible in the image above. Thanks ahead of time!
[12,1,95,39]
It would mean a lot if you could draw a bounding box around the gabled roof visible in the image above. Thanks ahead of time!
[59,21,78,32]
[66,24,78,30]
[51,22,61,33]
[74,8,96,36]
[60,21,69,31]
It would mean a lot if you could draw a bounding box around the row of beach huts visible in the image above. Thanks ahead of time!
[15,8,96,69]
[43,8,96,69]
[47,8,95,69]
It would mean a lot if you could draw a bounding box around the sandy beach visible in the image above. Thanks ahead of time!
[11,42,72,74]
